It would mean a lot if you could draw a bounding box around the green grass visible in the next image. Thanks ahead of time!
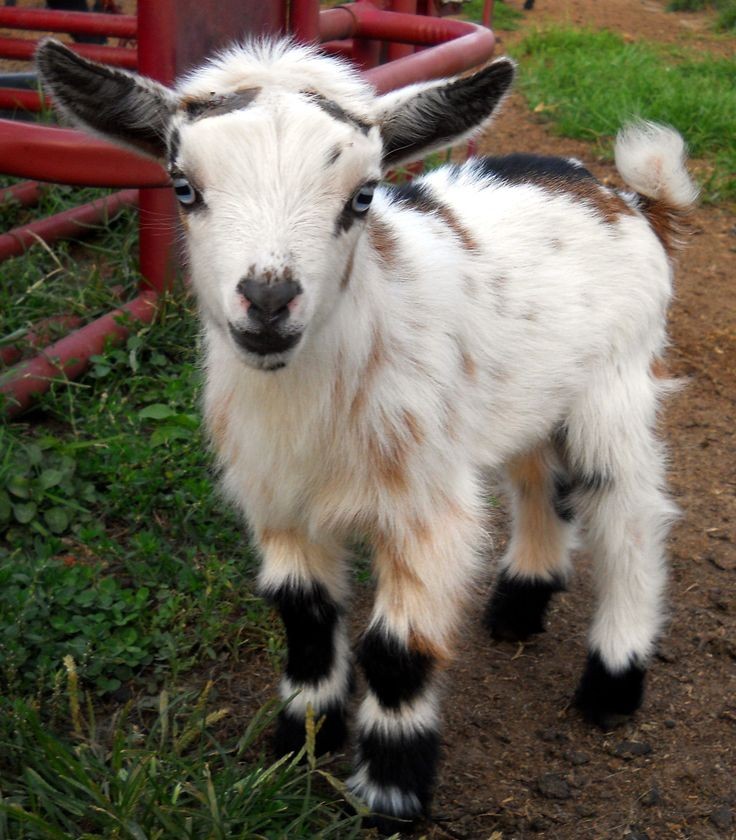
[515,27,736,201]
[462,0,523,30]
[667,0,736,31]
[0,683,363,838]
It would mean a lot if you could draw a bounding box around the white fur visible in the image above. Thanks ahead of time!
[615,120,699,209]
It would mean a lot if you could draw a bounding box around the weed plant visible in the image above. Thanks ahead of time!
[515,28,736,201]
[667,0,736,31]
[0,673,362,839]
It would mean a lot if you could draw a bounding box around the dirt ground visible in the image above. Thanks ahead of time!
[3,1,734,837]
[419,3,736,838]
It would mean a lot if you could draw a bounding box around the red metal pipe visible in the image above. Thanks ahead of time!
[1,291,159,418]
[0,9,137,39]
[0,180,43,208]
[137,188,177,294]
[0,189,137,260]
[0,88,44,112]
[137,0,175,84]
[0,37,137,69]
[386,0,417,61]
[0,119,168,187]
[291,0,321,43]
[1,315,82,368]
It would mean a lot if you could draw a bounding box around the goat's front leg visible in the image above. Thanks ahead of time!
[258,529,352,756]
[349,505,482,829]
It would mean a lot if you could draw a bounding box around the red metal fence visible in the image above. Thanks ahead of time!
[0,0,494,417]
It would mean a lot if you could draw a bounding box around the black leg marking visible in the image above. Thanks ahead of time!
[274,701,350,757]
[353,728,440,830]
[484,570,565,642]
[358,629,434,708]
[575,651,646,730]
[266,582,339,685]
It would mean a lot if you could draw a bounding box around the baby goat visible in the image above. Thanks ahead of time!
[38,38,696,827]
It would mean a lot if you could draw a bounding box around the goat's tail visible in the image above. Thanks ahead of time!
[615,121,699,254]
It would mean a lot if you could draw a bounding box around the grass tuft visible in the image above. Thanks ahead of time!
[667,0,736,31]
[0,685,362,839]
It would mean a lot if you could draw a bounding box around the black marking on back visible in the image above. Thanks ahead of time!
[474,153,596,185]
[385,180,441,214]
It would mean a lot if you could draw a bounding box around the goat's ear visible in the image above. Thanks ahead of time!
[378,57,515,169]
[36,38,177,160]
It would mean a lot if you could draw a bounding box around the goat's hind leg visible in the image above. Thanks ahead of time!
[484,444,574,641]
[565,369,675,728]
[258,530,352,756]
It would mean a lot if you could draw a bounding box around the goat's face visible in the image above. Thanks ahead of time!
[36,38,514,371]
[172,92,383,369]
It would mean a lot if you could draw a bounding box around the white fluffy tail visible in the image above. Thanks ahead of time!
[615,121,699,209]
[615,121,698,253]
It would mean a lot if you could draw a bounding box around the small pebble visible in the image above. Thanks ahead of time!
[537,772,572,800]
[710,806,733,831]
[565,750,590,766]
[615,740,653,758]
[640,785,661,807]
[626,827,650,840]
[664,719,676,729]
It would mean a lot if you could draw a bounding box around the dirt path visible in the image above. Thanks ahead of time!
[415,3,736,838]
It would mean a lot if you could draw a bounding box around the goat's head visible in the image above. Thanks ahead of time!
[37,39,514,371]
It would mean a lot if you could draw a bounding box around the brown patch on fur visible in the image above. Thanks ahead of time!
[368,423,410,495]
[207,391,233,451]
[368,217,398,267]
[181,87,261,120]
[340,245,356,290]
[539,177,635,225]
[638,197,685,258]
[651,357,670,379]
[434,203,481,252]
[461,350,477,380]
[408,629,450,664]
[403,409,425,446]
[349,328,386,423]
[506,447,567,578]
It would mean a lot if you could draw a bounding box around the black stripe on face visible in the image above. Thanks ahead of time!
[358,628,434,708]
[167,127,180,168]
[182,87,261,121]
[265,582,339,685]
[304,91,372,135]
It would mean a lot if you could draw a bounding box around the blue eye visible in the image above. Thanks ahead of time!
[351,184,375,214]
[173,176,199,206]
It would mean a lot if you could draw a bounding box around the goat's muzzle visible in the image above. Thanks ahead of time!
[229,276,304,362]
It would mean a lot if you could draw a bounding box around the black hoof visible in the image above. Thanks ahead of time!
[574,651,646,730]
[484,571,564,642]
[273,704,349,757]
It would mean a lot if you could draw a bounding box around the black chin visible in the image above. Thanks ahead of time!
[228,324,301,357]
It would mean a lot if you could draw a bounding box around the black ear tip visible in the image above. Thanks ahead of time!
[487,56,517,82]
[36,37,72,72]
